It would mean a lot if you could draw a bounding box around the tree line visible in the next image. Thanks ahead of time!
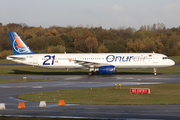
[0,23,180,59]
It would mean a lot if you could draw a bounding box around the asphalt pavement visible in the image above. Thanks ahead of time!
[0,74,180,119]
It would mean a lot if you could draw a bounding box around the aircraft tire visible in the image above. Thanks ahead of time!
[154,72,157,76]
[88,72,92,76]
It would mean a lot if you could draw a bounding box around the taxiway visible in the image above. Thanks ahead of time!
[0,75,180,119]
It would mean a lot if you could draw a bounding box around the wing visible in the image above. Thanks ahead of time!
[68,58,110,68]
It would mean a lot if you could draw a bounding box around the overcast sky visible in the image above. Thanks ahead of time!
[0,0,180,30]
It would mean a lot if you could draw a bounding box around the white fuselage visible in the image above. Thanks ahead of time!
[7,53,175,69]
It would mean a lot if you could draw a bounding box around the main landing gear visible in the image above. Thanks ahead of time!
[154,68,157,76]
[88,71,94,76]
[88,68,95,76]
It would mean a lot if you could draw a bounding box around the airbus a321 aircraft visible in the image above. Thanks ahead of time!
[7,32,175,76]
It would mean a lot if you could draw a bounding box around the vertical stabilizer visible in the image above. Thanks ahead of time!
[9,32,35,55]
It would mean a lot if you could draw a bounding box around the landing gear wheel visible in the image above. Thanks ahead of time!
[154,68,157,76]
[154,72,157,76]
[88,72,92,76]
[88,71,94,76]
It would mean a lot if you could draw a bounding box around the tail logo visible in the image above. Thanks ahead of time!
[13,36,30,53]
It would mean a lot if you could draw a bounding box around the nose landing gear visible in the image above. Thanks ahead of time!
[154,68,157,76]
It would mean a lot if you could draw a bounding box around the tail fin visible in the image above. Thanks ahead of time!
[9,32,35,55]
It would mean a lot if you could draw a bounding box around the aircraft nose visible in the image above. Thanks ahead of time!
[170,59,175,66]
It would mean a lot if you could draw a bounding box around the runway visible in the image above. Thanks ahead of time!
[0,74,180,119]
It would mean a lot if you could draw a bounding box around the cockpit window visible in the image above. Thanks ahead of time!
[162,57,169,60]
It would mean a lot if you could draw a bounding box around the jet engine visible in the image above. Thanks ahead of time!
[95,66,115,74]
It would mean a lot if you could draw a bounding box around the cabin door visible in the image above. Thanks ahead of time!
[153,55,158,63]
[33,55,38,65]
[78,56,82,60]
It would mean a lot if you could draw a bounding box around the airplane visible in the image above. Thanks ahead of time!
[6,32,175,76]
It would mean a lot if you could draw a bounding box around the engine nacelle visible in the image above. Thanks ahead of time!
[96,66,115,74]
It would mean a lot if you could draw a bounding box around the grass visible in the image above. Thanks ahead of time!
[169,56,180,63]
[0,59,16,64]
[18,83,180,105]
[117,65,180,75]
[0,78,52,83]
[0,66,89,75]
[0,65,179,75]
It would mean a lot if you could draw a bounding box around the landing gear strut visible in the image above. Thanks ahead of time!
[154,68,157,76]
[88,68,95,76]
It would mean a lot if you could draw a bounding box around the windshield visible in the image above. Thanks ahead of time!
[162,57,169,59]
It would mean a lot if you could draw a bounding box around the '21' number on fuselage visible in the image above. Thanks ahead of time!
[43,55,55,65]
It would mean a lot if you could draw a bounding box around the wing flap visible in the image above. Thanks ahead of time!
[69,59,110,68]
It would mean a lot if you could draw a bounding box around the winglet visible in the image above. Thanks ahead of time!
[68,58,72,62]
